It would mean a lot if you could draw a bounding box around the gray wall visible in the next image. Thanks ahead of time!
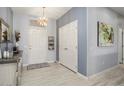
[13,14,57,66]
[57,7,124,76]
[87,7,120,76]
[56,7,87,75]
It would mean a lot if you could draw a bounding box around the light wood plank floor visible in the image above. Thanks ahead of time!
[21,63,124,86]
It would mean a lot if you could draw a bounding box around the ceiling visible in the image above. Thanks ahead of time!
[110,7,124,16]
[12,7,124,20]
[11,7,72,19]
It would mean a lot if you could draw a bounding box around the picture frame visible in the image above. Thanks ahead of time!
[97,21,114,47]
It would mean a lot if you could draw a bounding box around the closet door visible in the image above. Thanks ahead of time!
[59,27,68,67]
[59,20,78,72]
[66,21,78,72]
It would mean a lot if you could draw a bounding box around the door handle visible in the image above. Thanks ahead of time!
[29,47,32,49]
[75,46,77,49]
[64,48,68,50]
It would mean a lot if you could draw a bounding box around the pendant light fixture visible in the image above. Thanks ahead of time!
[38,7,48,27]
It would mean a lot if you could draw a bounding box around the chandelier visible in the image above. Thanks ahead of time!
[38,7,48,27]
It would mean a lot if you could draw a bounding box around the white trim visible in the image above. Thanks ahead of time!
[86,7,89,76]
[46,60,56,63]
[76,72,89,80]
[77,65,119,80]
[59,63,78,73]
[23,63,29,67]
[88,65,119,79]
[58,61,88,79]
[117,27,123,64]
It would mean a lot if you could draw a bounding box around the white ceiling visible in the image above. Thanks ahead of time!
[11,7,72,19]
[110,7,124,16]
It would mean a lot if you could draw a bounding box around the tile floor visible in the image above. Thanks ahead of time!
[21,63,124,86]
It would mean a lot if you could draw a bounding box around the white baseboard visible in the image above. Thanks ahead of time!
[58,61,119,80]
[76,65,119,80]
[23,64,29,67]
[23,61,119,80]
[76,72,89,80]
[88,65,119,79]
[46,60,56,63]
[58,61,88,79]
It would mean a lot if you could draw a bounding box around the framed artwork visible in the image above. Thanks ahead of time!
[97,21,114,47]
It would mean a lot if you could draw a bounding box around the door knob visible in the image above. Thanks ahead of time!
[64,48,68,50]
[29,47,32,49]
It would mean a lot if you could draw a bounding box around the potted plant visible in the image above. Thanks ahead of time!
[13,31,20,54]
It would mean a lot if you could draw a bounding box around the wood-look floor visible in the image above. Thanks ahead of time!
[21,63,124,86]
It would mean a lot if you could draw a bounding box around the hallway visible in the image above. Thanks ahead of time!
[21,63,124,86]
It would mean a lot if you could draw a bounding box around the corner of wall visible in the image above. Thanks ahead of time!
[86,7,89,77]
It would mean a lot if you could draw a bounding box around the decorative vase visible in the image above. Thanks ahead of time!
[3,51,7,58]
[0,49,2,59]
[9,51,13,58]
[6,51,9,58]
[3,51,10,59]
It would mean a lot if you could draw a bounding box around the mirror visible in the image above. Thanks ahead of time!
[0,17,9,42]
[0,18,14,59]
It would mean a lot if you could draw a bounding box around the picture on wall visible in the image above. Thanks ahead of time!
[97,21,114,47]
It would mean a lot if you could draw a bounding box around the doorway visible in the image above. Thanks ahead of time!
[59,20,78,72]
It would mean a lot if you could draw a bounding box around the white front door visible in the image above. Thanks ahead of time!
[59,20,78,72]
[28,27,47,65]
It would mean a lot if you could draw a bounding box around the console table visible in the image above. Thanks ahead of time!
[0,51,23,86]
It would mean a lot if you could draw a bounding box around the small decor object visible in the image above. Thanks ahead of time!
[0,48,2,59]
[97,21,114,47]
[6,51,9,58]
[14,31,21,54]
[15,31,20,42]
[9,51,13,58]
[48,36,54,50]
[3,51,7,58]
[3,50,10,59]
[2,30,8,41]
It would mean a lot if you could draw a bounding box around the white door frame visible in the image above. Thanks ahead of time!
[118,27,124,64]
[59,20,78,72]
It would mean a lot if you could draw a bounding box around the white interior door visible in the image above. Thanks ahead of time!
[59,20,78,72]
[28,27,47,65]
[59,27,69,67]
